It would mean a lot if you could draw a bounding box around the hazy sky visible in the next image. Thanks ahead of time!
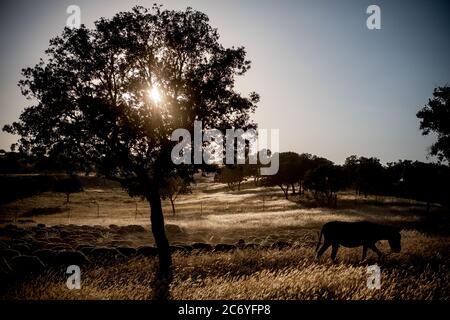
[0,0,449,164]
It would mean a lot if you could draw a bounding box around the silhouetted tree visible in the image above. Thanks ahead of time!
[304,163,343,207]
[343,155,360,194]
[300,154,332,195]
[295,153,316,195]
[343,156,385,198]
[3,5,258,287]
[0,175,56,204]
[394,161,450,211]
[0,152,29,173]
[54,175,83,203]
[263,152,302,199]
[243,148,270,186]
[385,160,411,197]
[160,176,191,216]
[263,152,334,200]
[417,85,450,163]
[214,165,245,191]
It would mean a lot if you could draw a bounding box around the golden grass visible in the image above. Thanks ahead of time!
[1,175,449,300]
[2,230,449,300]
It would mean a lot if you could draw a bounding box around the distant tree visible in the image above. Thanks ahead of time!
[217,140,260,189]
[0,175,56,204]
[282,152,303,195]
[263,152,302,199]
[214,165,245,191]
[304,163,343,207]
[54,175,83,203]
[160,176,192,216]
[343,156,386,198]
[400,161,449,212]
[0,152,27,173]
[380,159,450,211]
[2,5,258,284]
[385,160,411,197]
[295,153,316,195]
[343,155,359,194]
[302,155,333,193]
[243,162,260,186]
[358,157,386,198]
[244,148,270,186]
[263,152,334,200]
[417,86,450,163]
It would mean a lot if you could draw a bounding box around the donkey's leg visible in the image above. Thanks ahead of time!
[316,242,331,259]
[369,244,383,259]
[331,244,339,262]
[362,246,368,260]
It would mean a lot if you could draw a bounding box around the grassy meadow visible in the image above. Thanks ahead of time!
[0,174,449,300]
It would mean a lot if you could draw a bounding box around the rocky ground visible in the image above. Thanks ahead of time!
[0,222,301,280]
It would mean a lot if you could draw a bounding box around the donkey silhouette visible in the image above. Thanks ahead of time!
[316,221,401,262]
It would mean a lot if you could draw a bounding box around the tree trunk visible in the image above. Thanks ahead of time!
[326,192,332,207]
[146,188,172,282]
[280,185,288,199]
[170,198,176,216]
[291,184,296,195]
[66,193,70,203]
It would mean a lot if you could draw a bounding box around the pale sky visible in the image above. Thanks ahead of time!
[0,0,449,164]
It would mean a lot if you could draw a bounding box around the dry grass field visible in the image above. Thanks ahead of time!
[1,174,449,300]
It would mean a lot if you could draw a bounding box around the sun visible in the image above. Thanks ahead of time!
[148,86,162,104]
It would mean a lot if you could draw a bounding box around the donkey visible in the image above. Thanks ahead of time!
[315,221,401,261]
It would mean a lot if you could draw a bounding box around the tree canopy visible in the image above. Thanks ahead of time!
[417,85,450,163]
[3,5,259,285]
